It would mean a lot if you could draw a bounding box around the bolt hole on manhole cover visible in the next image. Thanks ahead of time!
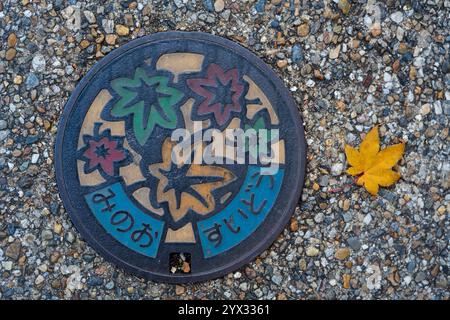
[55,31,306,283]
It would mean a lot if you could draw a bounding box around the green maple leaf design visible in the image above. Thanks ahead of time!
[243,117,279,159]
[110,68,183,145]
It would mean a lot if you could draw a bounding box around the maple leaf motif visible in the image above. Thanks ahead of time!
[79,128,129,176]
[148,139,235,222]
[110,68,183,146]
[187,64,244,126]
[243,117,279,161]
[345,126,405,196]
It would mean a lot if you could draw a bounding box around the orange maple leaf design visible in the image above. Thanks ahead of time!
[345,126,405,196]
[148,139,235,222]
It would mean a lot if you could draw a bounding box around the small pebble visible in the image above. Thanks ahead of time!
[306,246,320,257]
[6,48,16,60]
[214,0,224,12]
[335,248,350,260]
[116,24,130,36]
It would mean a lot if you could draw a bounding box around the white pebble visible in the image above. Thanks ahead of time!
[363,214,372,225]
[2,261,13,271]
[32,54,46,72]
[331,163,343,176]
[390,11,403,24]
[433,101,442,115]
[31,154,39,164]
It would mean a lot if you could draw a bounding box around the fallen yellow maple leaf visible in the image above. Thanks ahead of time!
[345,126,405,196]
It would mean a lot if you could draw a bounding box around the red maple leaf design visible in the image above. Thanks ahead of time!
[187,64,244,126]
[83,135,127,176]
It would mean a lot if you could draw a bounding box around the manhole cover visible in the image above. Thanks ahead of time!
[55,31,306,283]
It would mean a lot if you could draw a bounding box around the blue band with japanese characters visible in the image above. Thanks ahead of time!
[198,166,284,258]
[84,182,165,258]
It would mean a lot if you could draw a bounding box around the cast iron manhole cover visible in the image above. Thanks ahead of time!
[55,31,306,283]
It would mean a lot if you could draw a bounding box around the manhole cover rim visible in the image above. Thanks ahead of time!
[55,31,307,283]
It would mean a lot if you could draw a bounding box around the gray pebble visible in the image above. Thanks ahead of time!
[347,237,362,251]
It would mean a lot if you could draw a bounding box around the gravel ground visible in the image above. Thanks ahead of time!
[0,0,449,300]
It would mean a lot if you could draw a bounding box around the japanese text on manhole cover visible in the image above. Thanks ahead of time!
[55,32,306,283]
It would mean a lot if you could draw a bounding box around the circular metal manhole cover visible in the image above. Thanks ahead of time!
[55,31,306,283]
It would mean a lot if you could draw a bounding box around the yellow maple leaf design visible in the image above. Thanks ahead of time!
[345,126,405,196]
